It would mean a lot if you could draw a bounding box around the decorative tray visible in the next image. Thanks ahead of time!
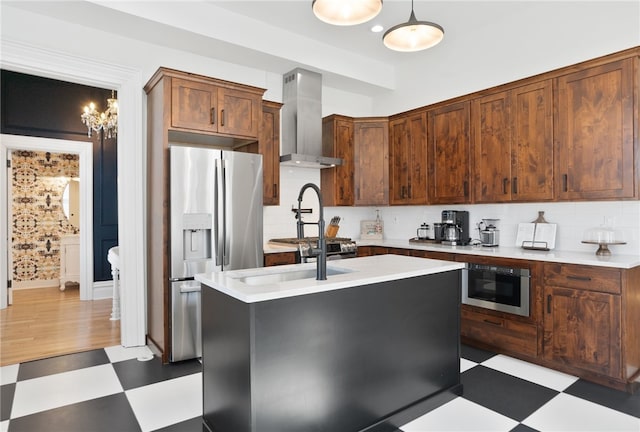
[409,237,438,243]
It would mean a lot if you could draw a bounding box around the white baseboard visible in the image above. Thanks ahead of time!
[13,279,59,290]
[92,281,113,300]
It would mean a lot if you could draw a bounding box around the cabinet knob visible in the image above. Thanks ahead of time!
[512,177,518,194]
[210,108,216,125]
[221,109,225,126]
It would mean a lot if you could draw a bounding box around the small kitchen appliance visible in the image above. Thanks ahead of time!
[479,218,500,247]
[416,223,431,240]
[440,210,470,245]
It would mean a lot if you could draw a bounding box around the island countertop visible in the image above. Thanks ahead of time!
[195,254,465,303]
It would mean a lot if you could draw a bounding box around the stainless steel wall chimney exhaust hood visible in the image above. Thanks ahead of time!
[280,68,342,168]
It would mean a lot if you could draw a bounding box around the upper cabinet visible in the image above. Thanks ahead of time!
[472,80,554,203]
[236,100,283,205]
[389,112,428,205]
[321,116,389,206]
[555,58,637,200]
[259,101,283,206]
[321,115,355,206]
[354,118,389,206]
[168,72,263,139]
[427,101,471,204]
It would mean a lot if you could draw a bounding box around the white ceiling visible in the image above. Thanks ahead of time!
[5,1,639,96]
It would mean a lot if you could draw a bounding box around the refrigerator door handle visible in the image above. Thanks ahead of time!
[214,159,223,267]
[221,159,229,267]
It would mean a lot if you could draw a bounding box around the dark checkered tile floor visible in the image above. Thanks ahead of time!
[1,345,638,431]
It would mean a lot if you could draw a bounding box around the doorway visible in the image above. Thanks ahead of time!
[1,39,146,348]
[0,135,116,365]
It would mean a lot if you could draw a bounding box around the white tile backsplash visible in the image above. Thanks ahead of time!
[265,169,640,256]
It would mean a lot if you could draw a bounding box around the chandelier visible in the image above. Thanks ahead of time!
[81,90,118,138]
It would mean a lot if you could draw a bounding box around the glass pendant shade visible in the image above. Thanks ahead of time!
[312,0,382,26]
[383,6,444,52]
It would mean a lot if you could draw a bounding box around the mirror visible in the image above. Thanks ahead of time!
[62,179,80,229]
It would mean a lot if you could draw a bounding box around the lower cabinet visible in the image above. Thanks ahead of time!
[542,263,626,384]
[264,252,297,267]
[461,308,538,358]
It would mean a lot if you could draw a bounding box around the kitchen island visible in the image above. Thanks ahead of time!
[195,255,465,432]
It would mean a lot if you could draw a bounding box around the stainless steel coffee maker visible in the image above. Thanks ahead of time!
[440,210,470,245]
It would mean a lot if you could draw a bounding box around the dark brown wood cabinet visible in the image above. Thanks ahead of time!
[264,251,297,266]
[542,263,640,392]
[354,118,389,206]
[389,111,428,205]
[321,115,355,206]
[260,101,283,205]
[472,80,554,203]
[236,100,282,205]
[427,101,471,204]
[555,57,637,200]
[171,76,262,139]
[322,116,389,206]
[543,264,622,380]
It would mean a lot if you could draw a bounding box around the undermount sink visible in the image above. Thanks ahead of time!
[237,266,352,286]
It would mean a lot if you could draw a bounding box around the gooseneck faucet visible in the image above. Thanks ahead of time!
[296,183,326,280]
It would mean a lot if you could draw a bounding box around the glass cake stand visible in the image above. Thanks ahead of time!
[581,240,626,256]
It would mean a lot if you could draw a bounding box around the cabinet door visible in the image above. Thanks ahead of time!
[171,78,217,132]
[543,286,621,378]
[428,101,471,204]
[555,58,635,200]
[472,91,512,202]
[261,102,281,205]
[217,88,261,138]
[511,80,554,201]
[321,117,354,206]
[354,120,389,206]
[389,112,427,205]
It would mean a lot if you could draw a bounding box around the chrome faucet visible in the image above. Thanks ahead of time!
[295,183,326,280]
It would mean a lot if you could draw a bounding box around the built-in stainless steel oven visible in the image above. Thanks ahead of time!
[462,263,530,317]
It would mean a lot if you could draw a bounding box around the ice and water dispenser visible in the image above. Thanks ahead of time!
[181,213,212,271]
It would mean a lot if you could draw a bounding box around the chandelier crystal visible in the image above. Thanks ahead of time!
[81,90,118,138]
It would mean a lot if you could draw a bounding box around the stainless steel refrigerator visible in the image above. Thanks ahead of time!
[169,145,263,361]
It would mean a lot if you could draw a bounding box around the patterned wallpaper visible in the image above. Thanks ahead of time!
[11,150,79,283]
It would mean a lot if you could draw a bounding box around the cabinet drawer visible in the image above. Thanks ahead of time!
[264,252,297,267]
[544,263,621,294]
[461,307,538,357]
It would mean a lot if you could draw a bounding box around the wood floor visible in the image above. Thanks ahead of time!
[0,286,120,366]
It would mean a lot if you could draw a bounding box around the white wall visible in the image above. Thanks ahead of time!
[328,202,640,256]
[371,1,640,114]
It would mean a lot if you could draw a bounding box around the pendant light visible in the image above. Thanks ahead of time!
[312,0,382,26]
[383,0,444,52]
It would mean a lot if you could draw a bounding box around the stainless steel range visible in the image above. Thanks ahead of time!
[270,237,357,262]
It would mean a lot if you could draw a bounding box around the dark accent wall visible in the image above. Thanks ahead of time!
[1,70,119,282]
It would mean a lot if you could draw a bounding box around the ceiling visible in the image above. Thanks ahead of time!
[4,1,638,96]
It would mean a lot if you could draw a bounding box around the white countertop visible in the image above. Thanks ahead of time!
[358,239,640,269]
[195,254,465,303]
